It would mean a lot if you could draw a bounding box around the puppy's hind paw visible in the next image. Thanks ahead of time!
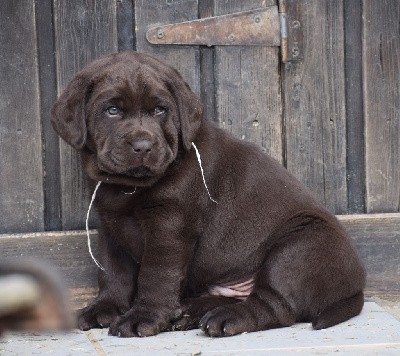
[200,304,256,337]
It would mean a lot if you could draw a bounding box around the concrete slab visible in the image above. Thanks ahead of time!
[0,330,95,355]
[1,302,399,355]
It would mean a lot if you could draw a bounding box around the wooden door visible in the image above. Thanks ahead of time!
[0,0,399,297]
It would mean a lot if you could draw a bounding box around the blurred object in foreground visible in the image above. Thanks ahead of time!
[0,259,74,336]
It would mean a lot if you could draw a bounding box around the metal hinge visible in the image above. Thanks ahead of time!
[146,0,303,63]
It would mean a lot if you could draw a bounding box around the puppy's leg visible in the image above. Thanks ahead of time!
[312,290,364,330]
[200,218,365,337]
[109,211,190,337]
[171,296,239,331]
[78,234,138,330]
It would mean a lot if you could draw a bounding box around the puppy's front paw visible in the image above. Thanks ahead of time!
[109,304,180,337]
[77,299,128,331]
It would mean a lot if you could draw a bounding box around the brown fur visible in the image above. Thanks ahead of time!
[51,51,366,337]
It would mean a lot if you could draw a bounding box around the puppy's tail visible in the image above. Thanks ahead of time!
[312,291,364,330]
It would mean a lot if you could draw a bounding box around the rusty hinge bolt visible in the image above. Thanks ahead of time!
[291,20,301,59]
[157,30,165,40]
[278,0,303,62]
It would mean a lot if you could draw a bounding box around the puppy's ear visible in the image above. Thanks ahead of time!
[51,74,90,150]
[168,75,203,151]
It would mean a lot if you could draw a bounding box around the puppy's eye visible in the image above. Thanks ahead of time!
[106,106,121,117]
[154,106,167,116]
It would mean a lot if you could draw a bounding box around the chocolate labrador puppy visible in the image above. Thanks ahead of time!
[51,51,365,338]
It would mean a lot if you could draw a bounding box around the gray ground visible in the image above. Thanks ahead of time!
[1,300,400,355]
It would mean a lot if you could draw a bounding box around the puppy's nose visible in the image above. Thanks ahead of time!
[130,139,153,154]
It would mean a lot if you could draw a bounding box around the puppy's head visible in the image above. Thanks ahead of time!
[51,51,203,186]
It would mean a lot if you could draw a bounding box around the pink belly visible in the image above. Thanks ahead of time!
[207,277,255,300]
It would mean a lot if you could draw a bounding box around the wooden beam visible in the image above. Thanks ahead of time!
[337,213,400,294]
[1,214,399,308]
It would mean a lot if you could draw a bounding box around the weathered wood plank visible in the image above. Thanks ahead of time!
[117,0,135,51]
[199,0,216,122]
[36,0,62,231]
[344,0,365,214]
[214,0,283,162]
[200,45,216,121]
[53,0,118,230]
[282,0,348,213]
[0,0,44,233]
[363,0,400,213]
[0,231,98,290]
[135,0,200,94]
